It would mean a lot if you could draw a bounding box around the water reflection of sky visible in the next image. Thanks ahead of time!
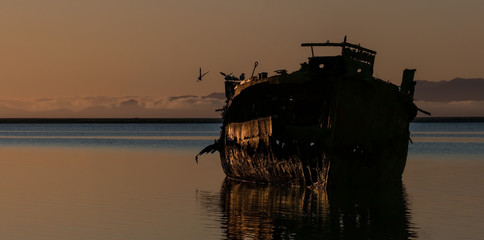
[0,122,482,239]
[0,123,221,149]
[409,122,484,157]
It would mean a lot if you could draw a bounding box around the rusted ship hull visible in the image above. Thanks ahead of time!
[220,72,416,187]
[198,39,420,187]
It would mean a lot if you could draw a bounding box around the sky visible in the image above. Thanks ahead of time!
[1,0,483,117]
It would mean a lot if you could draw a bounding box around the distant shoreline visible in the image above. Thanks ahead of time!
[413,117,484,123]
[0,117,482,124]
[0,118,223,124]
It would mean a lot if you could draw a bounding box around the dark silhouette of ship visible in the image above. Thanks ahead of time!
[198,38,421,187]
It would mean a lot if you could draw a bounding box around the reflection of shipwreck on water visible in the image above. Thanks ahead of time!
[197,179,416,239]
[198,37,424,187]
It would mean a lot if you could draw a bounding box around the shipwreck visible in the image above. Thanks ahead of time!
[198,38,422,187]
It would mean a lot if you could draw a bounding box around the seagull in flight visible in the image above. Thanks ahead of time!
[197,68,209,82]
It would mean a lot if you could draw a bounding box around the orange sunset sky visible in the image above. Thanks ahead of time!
[1,0,483,117]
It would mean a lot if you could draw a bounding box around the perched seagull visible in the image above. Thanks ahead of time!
[197,68,209,82]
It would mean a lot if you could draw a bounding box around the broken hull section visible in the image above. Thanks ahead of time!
[221,117,330,185]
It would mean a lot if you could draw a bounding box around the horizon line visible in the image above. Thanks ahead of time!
[0,118,223,124]
[0,117,482,124]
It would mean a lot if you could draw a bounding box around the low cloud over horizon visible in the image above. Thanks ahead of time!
[0,93,225,118]
[414,78,484,117]
[0,77,483,118]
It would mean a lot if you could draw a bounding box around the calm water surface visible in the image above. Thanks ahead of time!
[0,122,482,239]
